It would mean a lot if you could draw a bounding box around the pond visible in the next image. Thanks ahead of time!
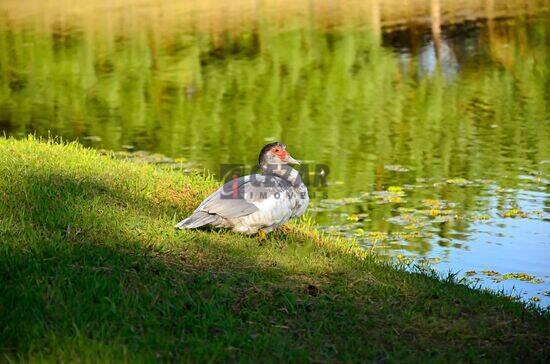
[0,1,548,306]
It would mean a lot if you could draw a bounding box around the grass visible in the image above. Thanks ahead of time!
[0,137,549,362]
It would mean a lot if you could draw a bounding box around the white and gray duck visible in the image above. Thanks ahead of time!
[175,142,309,237]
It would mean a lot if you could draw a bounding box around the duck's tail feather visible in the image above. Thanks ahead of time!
[175,211,223,229]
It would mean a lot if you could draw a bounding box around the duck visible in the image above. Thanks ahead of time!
[175,142,309,237]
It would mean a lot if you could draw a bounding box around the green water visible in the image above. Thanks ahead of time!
[0,14,548,305]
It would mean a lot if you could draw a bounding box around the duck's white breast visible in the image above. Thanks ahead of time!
[232,193,293,233]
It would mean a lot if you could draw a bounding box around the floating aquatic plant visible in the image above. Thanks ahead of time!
[423,199,441,208]
[474,270,544,284]
[445,178,472,186]
[500,273,544,284]
[387,186,403,193]
[502,208,529,218]
[481,270,500,277]
[472,214,491,221]
[347,214,360,222]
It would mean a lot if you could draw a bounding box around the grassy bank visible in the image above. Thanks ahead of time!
[0,137,548,362]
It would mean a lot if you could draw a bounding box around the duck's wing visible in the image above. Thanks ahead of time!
[175,176,261,229]
[198,176,261,217]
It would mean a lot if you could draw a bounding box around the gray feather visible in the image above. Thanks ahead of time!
[196,176,260,217]
[175,211,223,229]
[175,176,259,229]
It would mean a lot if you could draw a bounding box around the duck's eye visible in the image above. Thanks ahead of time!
[273,147,280,153]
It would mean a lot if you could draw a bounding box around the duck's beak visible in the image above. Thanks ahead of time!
[285,155,301,165]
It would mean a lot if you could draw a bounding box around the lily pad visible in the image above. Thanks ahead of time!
[502,208,528,218]
[500,273,543,284]
[481,270,500,277]
[445,178,472,186]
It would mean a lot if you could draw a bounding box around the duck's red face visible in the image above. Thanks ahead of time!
[271,145,289,160]
[259,141,300,167]
[271,145,300,165]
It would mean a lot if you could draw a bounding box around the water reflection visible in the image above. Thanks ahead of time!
[0,4,548,305]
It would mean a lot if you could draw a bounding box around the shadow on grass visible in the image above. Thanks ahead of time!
[0,171,349,360]
[1,170,548,361]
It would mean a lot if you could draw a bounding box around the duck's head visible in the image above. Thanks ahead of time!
[258,142,300,169]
